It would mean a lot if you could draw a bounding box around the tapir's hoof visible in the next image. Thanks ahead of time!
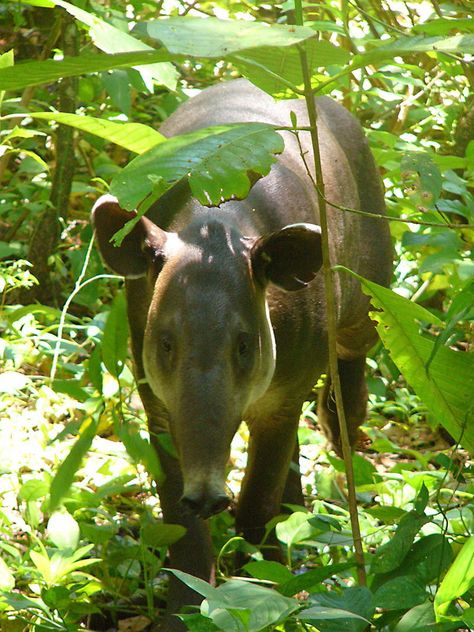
[180,492,230,519]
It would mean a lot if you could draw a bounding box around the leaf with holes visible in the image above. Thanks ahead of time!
[109,122,284,212]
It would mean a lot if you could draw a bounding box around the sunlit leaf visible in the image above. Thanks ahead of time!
[134,16,315,57]
[3,112,164,154]
[49,418,98,512]
[101,292,129,378]
[435,536,474,618]
[0,50,171,91]
[0,558,15,591]
[339,269,474,454]
[23,0,178,90]
[109,122,284,212]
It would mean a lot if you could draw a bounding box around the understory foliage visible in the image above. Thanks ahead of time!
[0,0,473,630]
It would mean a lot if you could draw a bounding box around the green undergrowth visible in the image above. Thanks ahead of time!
[0,296,472,632]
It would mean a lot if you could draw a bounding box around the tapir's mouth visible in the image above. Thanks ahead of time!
[180,491,230,519]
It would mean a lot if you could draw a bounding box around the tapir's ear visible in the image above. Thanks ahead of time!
[91,195,168,277]
[251,223,322,291]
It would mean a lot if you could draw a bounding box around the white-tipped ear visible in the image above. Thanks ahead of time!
[91,195,168,278]
[250,223,322,291]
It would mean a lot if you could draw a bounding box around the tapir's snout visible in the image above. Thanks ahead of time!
[180,490,230,519]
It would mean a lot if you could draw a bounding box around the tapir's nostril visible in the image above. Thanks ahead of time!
[180,492,230,519]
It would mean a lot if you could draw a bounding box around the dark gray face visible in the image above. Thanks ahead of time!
[142,223,276,517]
[92,195,323,518]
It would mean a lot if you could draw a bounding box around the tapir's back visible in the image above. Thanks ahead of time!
[158,79,392,357]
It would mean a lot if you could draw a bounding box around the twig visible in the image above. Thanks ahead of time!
[50,232,120,381]
[294,0,367,586]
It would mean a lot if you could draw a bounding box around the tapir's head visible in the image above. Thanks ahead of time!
[92,194,322,518]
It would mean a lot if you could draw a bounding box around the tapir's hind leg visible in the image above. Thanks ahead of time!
[317,355,368,457]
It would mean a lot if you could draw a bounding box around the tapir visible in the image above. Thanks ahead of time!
[92,79,392,629]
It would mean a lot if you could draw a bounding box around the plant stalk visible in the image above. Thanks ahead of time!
[293,0,367,585]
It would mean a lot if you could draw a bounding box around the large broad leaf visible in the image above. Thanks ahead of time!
[109,122,284,212]
[353,34,474,69]
[301,587,374,632]
[370,511,429,575]
[24,0,178,90]
[3,112,164,154]
[205,580,299,632]
[136,16,348,96]
[169,569,299,632]
[435,536,474,618]
[134,16,316,57]
[339,268,474,454]
[230,39,349,96]
[0,50,171,91]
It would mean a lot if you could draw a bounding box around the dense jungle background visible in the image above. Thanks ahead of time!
[0,0,473,630]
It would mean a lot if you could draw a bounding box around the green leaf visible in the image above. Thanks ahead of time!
[0,50,171,92]
[135,16,348,96]
[435,535,474,618]
[101,292,129,378]
[301,587,374,631]
[178,614,221,631]
[370,511,429,575]
[166,569,219,600]
[278,563,355,597]
[0,558,15,591]
[338,270,474,454]
[101,68,131,115]
[374,576,427,610]
[18,479,49,502]
[41,0,178,90]
[401,152,442,203]
[299,606,370,623]
[119,422,164,484]
[403,534,453,584]
[275,511,319,548]
[204,579,299,632]
[354,34,474,69]
[231,39,349,96]
[394,601,438,632]
[364,506,406,524]
[0,592,48,613]
[0,49,14,106]
[49,418,98,512]
[243,561,293,584]
[135,16,316,57]
[413,483,429,514]
[140,523,186,548]
[3,112,164,154]
[109,122,284,211]
[47,511,80,551]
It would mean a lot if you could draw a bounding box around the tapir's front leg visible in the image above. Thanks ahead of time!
[150,430,214,631]
[235,404,303,554]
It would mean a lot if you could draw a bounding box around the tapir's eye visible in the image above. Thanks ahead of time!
[236,332,254,367]
[238,336,249,357]
[142,241,165,270]
[160,334,173,355]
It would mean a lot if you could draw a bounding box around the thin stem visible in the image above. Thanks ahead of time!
[50,235,120,381]
[294,0,367,586]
